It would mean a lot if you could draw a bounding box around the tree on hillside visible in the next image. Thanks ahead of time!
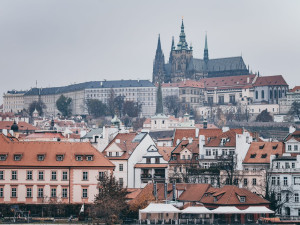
[114,95,125,117]
[28,100,46,116]
[256,109,273,122]
[164,95,180,117]
[86,99,107,118]
[56,95,72,117]
[123,101,141,117]
[107,89,116,117]
[215,107,226,127]
[288,101,300,120]
[92,174,128,225]
[156,83,163,114]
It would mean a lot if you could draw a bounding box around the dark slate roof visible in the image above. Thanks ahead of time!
[82,128,103,139]
[149,130,174,141]
[24,80,154,96]
[188,57,247,72]
[7,90,27,94]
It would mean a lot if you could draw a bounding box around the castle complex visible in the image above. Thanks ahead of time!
[152,19,249,83]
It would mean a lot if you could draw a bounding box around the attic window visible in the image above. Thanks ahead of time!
[37,154,45,161]
[76,155,83,161]
[272,145,278,150]
[14,154,22,161]
[86,155,94,161]
[56,154,64,161]
[240,196,246,202]
[259,144,265,149]
[0,154,8,161]
[250,154,256,158]
[213,196,218,202]
[261,154,267,158]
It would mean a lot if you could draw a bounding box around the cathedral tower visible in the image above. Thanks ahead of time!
[170,19,193,82]
[152,34,166,83]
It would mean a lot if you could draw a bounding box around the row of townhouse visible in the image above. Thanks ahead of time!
[0,133,115,205]
[3,80,156,117]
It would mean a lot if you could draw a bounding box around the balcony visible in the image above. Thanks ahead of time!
[141,174,152,179]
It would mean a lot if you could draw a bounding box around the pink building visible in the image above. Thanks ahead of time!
[0,134,114,205]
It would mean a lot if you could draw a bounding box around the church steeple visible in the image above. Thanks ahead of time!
[152,34,165,83]
[177,19,188,50]
[169,36,174,63]
[204,32,209,63]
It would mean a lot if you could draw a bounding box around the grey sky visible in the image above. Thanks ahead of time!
[0,0,300,104]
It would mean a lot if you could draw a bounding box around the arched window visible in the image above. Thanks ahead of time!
[255,91,258,99]
[279,90,282,98]
[270,90,273,99]
[261,90,265,99]
[274,90,277,99]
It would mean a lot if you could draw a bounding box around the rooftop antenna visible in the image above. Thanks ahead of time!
[36,80,37,88]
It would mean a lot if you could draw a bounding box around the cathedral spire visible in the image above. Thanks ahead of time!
[177,18,188,50]
[204,32,209,63]
[157,34,162,52]
[169,36,174,63]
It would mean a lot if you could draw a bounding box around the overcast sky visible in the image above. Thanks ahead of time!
[0,0,299,104]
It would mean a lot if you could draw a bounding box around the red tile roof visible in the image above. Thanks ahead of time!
[173,129,197,146]
[103,132,141,160]
[134,164,168,168]
[178,80,204,88]
[291,86,300,93]
[0,121,38,131]
[202,74,256,90]
[243,142,284,164]
[205,130,238,147]
[201,185,269,206]
[253,75,288,87]
[284,130,300,142]
[0,134,114,168]
[157,146,173,161]
[22,132,65,139]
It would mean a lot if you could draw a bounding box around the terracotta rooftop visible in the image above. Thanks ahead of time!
[157,146,173,161]
[253,75,288,87]
[0,134,114,168]
[22,132,65,139]
[103,132,147,160]
[205,130,238,147]
[291,86,300,93]
[243,142,284,164]
[0,121,38,131]
[284,130,300,142]
[201,185,269,206]
[173,129,197,146]
[202,74,256,90]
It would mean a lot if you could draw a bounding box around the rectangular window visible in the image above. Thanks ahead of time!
[0,171,3,180]
[295,193,299,203]
[37,154,45,161]
[82,171,88,180]
[288,145,292,151]
[292,163,296,169]
[240,196,246,202]
[99,171,104,179]
[252,178,257,185]
[108,152,112,157]
[11,187,17,197]
[244,178,248,186]
[277,177,280,185]
[38,188,44,198]
[284,177,288,186]
[11,170,17,180]
[119,164,123,172]
[271,177,276,185]
[56,155,64,161]
[155,157,160,164]
[14,154,22,161]
[86,155,94,161]
[0,154,7,161]
[51,171,57,180]
[26,188,32,198]
[38,171,44,180]
[0,187,3,197]
[119,178,124,187]
[146,158,151,164]
[286,193,289,202]
[27,171,33,180]
[62,171,68,180]
[76,155,83,161]
[51,188,56,197]
[82,188,88,198]
[62,188,68,198]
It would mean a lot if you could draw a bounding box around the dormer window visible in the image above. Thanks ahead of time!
[261,154,267,158]
[259,144,265,149]
[37,154,45,161]
[56,155,64,161]
[214,196,218,202]
[14,154,22,161]
[116,152,119,157]
[240,196,246,202]
[86,155,94,161]
[250,154,256,158]
[76,155,83,161]
[0,154,7,161]
[272,144,278,150]
[108,152,112,157]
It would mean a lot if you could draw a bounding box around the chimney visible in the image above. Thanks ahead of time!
[222,126,230,133]
[289,125,296,134]
[176,139,180,145]
[247,77,250,84]
[203,118,207,129]
[188,137,193,144]
[195,128,199,137]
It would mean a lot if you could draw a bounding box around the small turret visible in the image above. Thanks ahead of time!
[11,120,19,132]
[204,32,209,63]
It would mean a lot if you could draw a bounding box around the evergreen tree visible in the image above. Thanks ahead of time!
[28,100,46,116]
[156,82,163,114]
[56,95,72,117]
